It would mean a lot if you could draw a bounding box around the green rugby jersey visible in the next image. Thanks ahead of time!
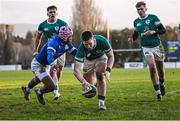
[75,35,112,62]
[134,14,162,48]
[38,19,67,45]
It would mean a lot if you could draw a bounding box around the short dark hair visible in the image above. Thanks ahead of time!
[47,5,57,11]
[136,1,146,8]
[81,31,93,41]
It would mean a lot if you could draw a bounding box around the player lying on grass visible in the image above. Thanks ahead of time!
[22,26,77,105]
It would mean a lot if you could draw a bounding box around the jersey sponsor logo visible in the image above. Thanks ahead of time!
[55,26,59,32]
[145,20,150,25]
[136,23,141,27]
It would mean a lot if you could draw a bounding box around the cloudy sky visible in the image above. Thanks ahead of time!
[0,0,179,29]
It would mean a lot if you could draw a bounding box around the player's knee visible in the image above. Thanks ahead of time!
[96,72,103,81]
[32,77,41,86]
[42,76,55,90]
[149,66,156,73]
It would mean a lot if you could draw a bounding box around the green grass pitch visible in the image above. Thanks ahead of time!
[0,68,180,120]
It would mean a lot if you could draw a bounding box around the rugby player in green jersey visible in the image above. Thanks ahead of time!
[33,5,67,100]
[74,31,114,110]
[128,1,166,101]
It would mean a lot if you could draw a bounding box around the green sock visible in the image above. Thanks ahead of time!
[153,84,160,91]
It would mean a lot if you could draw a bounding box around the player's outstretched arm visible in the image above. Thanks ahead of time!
[33,32,43,56]
[73,61,87,84]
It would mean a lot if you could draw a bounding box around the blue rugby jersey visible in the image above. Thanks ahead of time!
[35,35,77,66]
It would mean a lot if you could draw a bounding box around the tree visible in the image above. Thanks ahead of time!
[161,25,178,41]
[3,30,16,64]
[71,0,105,31]
[24,31,33,45]
[0,32,5,64]
[70,0,107,50]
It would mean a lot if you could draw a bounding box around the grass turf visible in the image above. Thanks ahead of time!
[0,68,180,120]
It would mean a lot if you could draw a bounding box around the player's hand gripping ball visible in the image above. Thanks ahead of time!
[82,84,97,98]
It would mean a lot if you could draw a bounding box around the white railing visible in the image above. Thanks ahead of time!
[113,49,141,52]
[0,65,22,71]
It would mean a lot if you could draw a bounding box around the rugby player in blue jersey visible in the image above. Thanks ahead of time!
[21,26,77,105]
[34,5,68,100]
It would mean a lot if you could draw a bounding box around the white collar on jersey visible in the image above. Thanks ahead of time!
[47,19,58,24]
[138,14,149,20]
